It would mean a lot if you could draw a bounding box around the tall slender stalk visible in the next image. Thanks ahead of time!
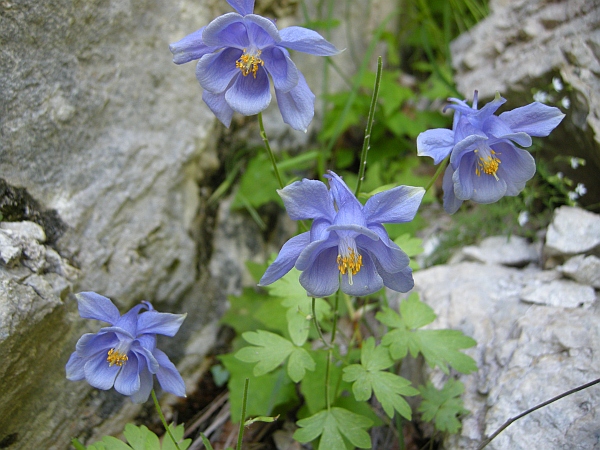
[424,155,450,192]
[236,378,250,450]
[257,112,284,189]
[355,56,383,196]
[151,389,181,450]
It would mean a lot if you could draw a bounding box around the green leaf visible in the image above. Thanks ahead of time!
[219,354,298,423]
[266,267,331,346]
[418,379,469,434]
[378,294,477,374]
[71,439,87,450]
[394,234,424,259]
[236,331,294,376]
[123,424,159,450]
[199,433,214,450]
[219,288,267,334]
[287,347,316,382]
[294,407,373,450]
[210,364,230,387]
[162,424,191,450]
[94,436,133,450]
[231,154,281,209]
[342,338,418,419]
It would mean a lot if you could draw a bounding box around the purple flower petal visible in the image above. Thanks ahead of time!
[470,170,507,204]
[76,292,120,324]
[84,352,120,390]
[278,178,336,221]
[442,165,463,214]
[76,332,118,358]
[274,71,315,132]
[244,14,282,47]
[202,13,249,49]
[226,0,255,16]
[114,353,141,396]
[114,303,148,336]
[154,349,186,397]
[499,102,565,137]
[328,224,379,241]
[296,237,338,272]
[363,185,425,224]
[325,171,362,211]
[130,367,154,403]
[202,90,234,128]
[374,263,414,293]
[299,247,340,297]
[279,26,339,56]
[225,65,271,115]
[357,226,409,273]
[196,48,243,94]
[169,27,219,65]
[494,143,536,196]
[132,342,160,374]
[262,47,299,93]
[259,232,311,286]
[452,154,475,201]
[137,311,186,337]
[339,253,383,296]
[66,353,86,381]
[450,133,486,168]
[416,128,455,164]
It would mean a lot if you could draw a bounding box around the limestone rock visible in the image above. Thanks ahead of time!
[520,278,596,308]
[451,235,539,267]
[558,254,600,288]
[397,261,600,450]
[545,206,600,257]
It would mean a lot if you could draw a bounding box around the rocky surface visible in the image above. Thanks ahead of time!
[395,206,600,450]
[450,0,600,206]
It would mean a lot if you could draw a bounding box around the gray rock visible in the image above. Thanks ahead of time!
[558,254,600,288]
[452,235,539,267]
[392,261,600,450]
[520,278,596,308]
[545,206,600,257]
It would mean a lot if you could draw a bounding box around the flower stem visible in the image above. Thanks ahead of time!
[257,112,284,190]
[424,155,449,193]
[151,389,181,450]
[325,349,332,412]
[312,297,331,349]
[236,378,250,450]
[355,56,383,197]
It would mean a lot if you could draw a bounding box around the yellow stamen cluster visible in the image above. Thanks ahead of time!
[474,149,501,180]
[337,248,363,285]
[236,49,264,78]
[107,348,128,367]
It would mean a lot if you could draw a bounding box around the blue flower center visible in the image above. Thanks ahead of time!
[236,49,264,78]
[107,348,128,367]
[474,145,501,180]
[337,244,363,285]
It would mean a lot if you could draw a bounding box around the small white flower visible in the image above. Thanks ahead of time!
[561,97,570,109]
[568,191,578,201]
[533,91,549,103]
[575,183,587,197]
[552,77,564,92]
[518,211,529,227]
[557,172,564,180]
[570,157,580,169]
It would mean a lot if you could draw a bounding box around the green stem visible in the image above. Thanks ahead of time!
[312,297,331,349]
[325,349,332,412]
[331,290,342,344]
[151,389,181,450]
[424,155,450,193]
[355,55,383,197]
[236,378,250,450]
[257,112,284,190]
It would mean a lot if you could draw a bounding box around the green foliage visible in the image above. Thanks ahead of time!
[378,293,477,374]
[219,354,298,423]
[235,330,315,382]
[418,379,469,434]
[343,337,418,419]
[293,407,373,450]
[75,424,190,450]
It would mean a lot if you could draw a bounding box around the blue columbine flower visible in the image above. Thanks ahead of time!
[66,292,186,403]
[169,0,339,132]
[417,91,565,214]
[259,171,425,297]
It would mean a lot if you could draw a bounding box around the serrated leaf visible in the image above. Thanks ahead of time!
[294,407,373,450]
[287,347,316,382]
[162,424,191,450]
[342,338,417,419]
[123,424,159,450]
[95,436,133,450]
[379,295,477,374]
[418,379,469,434]
[266,267,331,346]
[235,331,294,376]
[231,154,281,209]
[394,234,424,258]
